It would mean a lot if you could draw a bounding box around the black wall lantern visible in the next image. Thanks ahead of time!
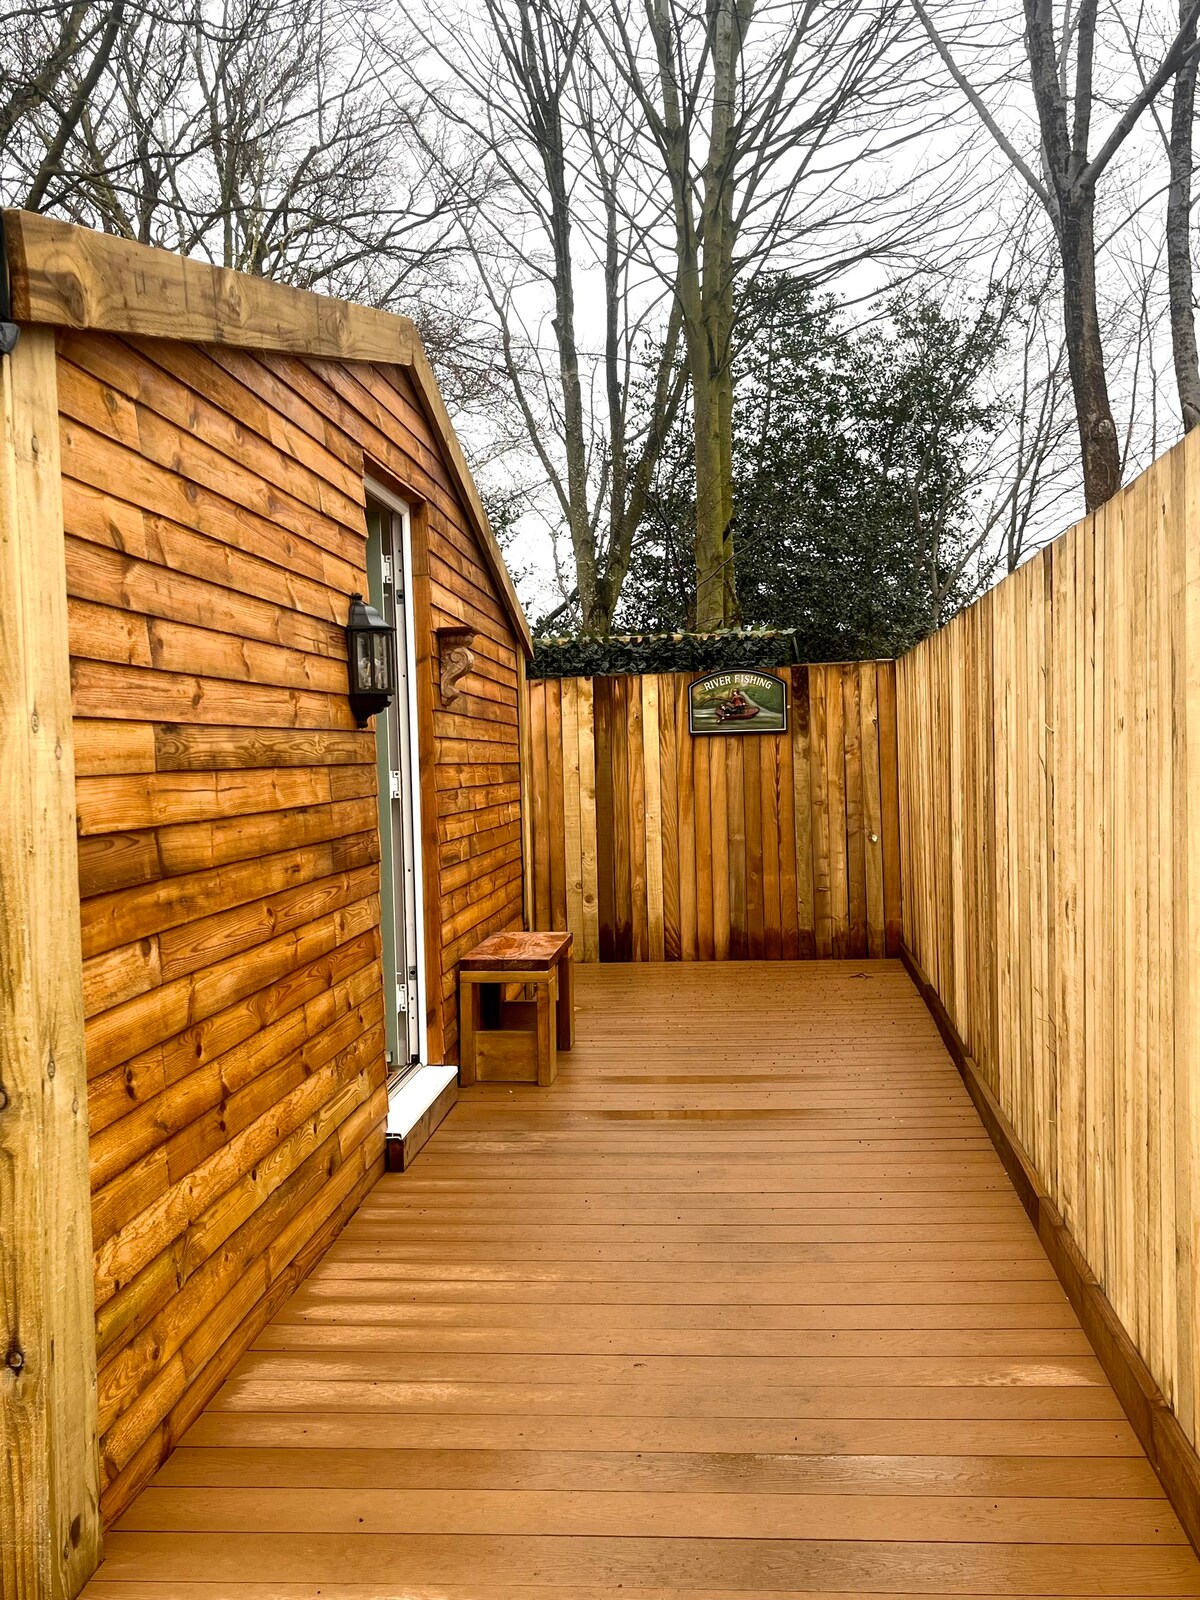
[346,592,397,727]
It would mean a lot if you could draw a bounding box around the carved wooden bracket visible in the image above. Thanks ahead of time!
[437,625,476,712]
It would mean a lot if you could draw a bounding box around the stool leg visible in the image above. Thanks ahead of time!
[536,972,558,1087]
[556,949,574,1051]
[459,977,478,1086]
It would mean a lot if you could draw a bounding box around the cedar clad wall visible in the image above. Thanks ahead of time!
[60,329,523,1524]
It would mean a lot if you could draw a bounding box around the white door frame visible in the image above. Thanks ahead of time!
[365,477,428,1066]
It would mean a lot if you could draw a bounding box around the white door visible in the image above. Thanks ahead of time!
[365,490,424,1071]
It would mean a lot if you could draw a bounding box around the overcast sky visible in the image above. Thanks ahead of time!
[450,0,1190,625]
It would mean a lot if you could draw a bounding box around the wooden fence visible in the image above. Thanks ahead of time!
[525,664,902,961]
[896,428,1200,1446]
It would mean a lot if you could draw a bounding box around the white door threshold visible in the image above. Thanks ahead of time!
[385,1063,458,1170]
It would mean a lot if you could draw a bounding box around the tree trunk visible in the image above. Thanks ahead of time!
[714,273,737,624]
[692,336,728,630]
[690,0,743,629]
[1058,188,1122,509]
[669,158,730,628]
[1169,10,1200,432]
[691,338,738,628]
[574,518,607,632]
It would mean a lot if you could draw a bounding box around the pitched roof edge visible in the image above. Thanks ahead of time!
[3,209,531,655]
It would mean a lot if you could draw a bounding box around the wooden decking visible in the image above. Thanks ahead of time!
[86,961,1200,1597]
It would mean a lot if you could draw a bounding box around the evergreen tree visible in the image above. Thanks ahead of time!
[620,275,1007,659]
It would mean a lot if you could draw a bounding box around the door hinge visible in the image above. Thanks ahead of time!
[389,769,401,801]
[396,982,407,1014]
[381,553,394,586]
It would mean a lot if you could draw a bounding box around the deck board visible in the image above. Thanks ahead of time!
[84,961,1200,1597]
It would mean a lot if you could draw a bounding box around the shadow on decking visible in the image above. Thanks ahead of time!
[85,961,1200,1598]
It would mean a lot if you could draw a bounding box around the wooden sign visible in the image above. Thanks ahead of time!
[689,669,788,735]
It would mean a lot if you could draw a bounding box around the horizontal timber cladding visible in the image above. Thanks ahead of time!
[894,430,1200,1454]
[60,329,524,1525]
[525,666,901,961]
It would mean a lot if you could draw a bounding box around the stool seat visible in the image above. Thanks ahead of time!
[460,930,573,973]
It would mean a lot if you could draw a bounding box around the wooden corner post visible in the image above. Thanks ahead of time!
[516,653,534,929]
[0,326,101,1598]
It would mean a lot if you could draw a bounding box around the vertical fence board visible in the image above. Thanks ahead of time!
[677,676,698,961]
[826,672,849,959]
[694,732,714,960]
[577,678,600,962]
[793,668,816,958]
[810,670,833,958]
[628,678,648,961]
[726,740,747,959]
[642,676,666,962]
[529,680,550,931]
[1139,478,1154,1360]
[1181,431,1200,1444]
[778,711,800,961]
[710,733,731,961]
[1145,467,1162,1370]
[860,664,885,959]
[660,678,681,961]
[1112,484,1131,1321]
[594,677,616,960]
[843,668,867,959]
[561,678,584,947]
[1085,504,1106,1279]
[762,735,783,961]
[741,735,761,957]
[611,677,632,958]
[1161,457,1178,1392]
[544,679,567,929]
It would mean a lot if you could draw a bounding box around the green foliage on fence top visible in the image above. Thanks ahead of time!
[529,628,800,679]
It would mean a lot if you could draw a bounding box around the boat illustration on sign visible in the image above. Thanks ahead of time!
[689,670,787,735]
[717,689,759,722]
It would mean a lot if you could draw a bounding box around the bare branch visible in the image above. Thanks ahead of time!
[908,0,1053,209]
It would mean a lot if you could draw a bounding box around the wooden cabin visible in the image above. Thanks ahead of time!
[0,210,532,1595]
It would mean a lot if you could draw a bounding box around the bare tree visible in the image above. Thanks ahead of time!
[1167,2,1200,429]
[407,0,690,633]
[0,2,120,161]
[12,0,127,210]
[967,212,1079,574]
[595,0,937,627]
[0,0,481,382]
[413,0,940,631]
[1119,0,1200,433]
[998,302,1074,571]
[911,0,1200,509]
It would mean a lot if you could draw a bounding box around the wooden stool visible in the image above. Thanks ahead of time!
[458,931,574,1086]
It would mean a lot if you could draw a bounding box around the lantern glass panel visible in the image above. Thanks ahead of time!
[354,632,374,690]
[372,632,391,691]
